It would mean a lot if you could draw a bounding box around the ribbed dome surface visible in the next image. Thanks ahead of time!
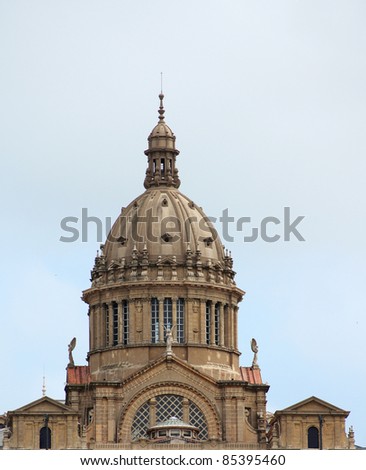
[104,187,224,267]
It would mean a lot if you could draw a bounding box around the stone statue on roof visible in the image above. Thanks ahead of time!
[251,338,259,368]
[68,337,76,368]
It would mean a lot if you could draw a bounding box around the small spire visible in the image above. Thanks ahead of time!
[42,375,46,397]
[144,92,180,189]
[158,93,165,121]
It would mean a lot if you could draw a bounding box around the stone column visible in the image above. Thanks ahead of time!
[88,306,94,351]
[228,305,234,349]
[94,394,108,444]
[182,398,189,422]
[129,300,136,344]
[143,298,150,343]
[150,398,157,427]
[187,298,199,343]
[107,396,115,443]
[223,304,229,347]
[97,303,103,349]
[223,396,238,442]
[134,299,143,344]
[233,306,238,350]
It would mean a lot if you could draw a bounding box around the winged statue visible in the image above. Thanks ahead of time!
[68,337,76,367]
[251,338,258,367]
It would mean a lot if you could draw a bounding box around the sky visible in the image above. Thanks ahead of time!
[0,0,365,447]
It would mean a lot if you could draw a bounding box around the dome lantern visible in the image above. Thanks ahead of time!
[144,94,180,189]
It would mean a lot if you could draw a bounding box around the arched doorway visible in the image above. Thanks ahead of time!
[307,426,319,449]
[40,426,51,449]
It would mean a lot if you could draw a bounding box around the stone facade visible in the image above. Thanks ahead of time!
[2,94,354,450]
[268,396,354,450]
[3,397,84,450]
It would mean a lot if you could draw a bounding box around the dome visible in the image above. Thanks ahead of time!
[148,121,176,150]
[103,187,225,268]
[90,93,236,286]
[84,94,242,385]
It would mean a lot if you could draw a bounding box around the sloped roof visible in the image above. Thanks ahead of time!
[276,396,350,416]
[240,366,263,385]
[119,353,219,388]
[9,396,77,415]
[66,365,90,385]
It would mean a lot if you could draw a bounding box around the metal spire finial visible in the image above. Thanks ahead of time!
[158,93,165,121]
[42,375,46,397]
[158,72,165,121]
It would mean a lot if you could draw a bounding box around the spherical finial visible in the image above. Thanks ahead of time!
[158,93,165,121]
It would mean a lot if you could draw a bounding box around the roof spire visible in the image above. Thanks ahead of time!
[144,93,180,189]
[158,92,165,122]
[42,375,46,397]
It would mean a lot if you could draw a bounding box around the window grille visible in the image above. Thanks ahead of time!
[214,303,220,346]
[163,298,173,338]
[176,299,185,343]
[123,300,129,345]
[131,402,150,440]
[131,394,208,442]
[206,301,211,344]
[112,302,118,346]
[151,298,159,343]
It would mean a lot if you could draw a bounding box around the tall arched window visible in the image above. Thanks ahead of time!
[214,303,220,345]
[104,303,110,346]
[163,298,173,335]
[131,394,208,441]
[122,300,129,345]
[307,426,319,449]
[112,301,119,346]
[40,426,51,449]
[176,298,185,343]
[151,298,159,343]
[205,301,211,344]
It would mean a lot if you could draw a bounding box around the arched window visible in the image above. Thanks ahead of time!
[131,394,208,441]
[122,300,129,345]
[214,303,220,345]
[163,298,173,336]
[40,426,51,449]
[151,298,159,343]
[112,301,118,346]
[307,426,319,449]
[176,298,185,343]
[205,301,211,344]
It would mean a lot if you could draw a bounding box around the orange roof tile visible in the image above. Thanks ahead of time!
[240,366,263,385]
[66,366,90,385]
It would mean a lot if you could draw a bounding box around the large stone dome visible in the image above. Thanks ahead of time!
[83,94,242,384]
[103,187,225,269]
[90,93,236,287]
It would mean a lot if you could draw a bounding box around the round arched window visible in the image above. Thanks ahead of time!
[131,394,208,441]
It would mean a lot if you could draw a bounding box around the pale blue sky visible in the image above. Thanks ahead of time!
[1,0,365,446]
